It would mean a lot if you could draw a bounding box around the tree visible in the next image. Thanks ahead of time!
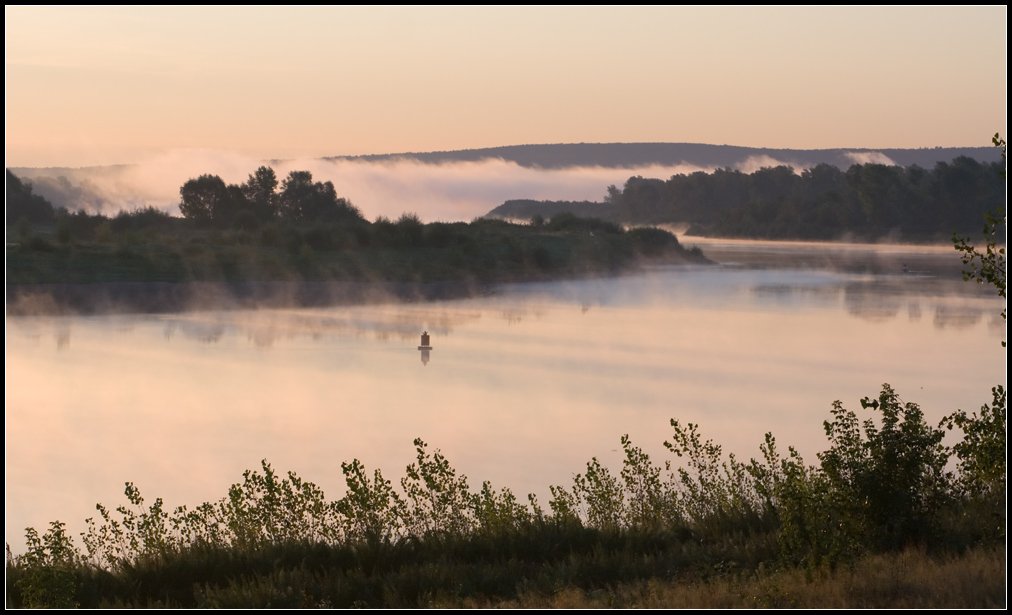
[242,166,279,222]
[178,174,230,225]
[604,184,622,204]
[278,170,315,221]
[952,133,1007,332]
[819,384,949,551]
[278,170,363,224]
[941,133,1006,529]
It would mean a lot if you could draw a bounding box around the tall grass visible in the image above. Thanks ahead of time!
[456,547,1006,609]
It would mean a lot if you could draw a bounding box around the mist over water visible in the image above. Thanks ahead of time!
[5,242,1003,553]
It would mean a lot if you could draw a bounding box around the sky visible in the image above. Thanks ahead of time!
[4,6,1007,168]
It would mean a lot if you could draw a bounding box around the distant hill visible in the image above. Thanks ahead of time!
[325,142,1002,170]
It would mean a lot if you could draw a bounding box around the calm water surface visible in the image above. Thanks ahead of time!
[5,240,1005,551]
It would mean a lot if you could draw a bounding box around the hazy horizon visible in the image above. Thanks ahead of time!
[5,6,1006,168]
[6,140,999,172]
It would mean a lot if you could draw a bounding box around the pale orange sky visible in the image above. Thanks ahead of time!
[4,6,1007,167]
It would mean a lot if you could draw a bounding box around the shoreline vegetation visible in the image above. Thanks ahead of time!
[6,168,707,315]
[4,384,1006,608]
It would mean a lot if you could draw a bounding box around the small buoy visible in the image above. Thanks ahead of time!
[418,331,433,366]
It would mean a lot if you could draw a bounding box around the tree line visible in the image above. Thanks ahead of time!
[5,166,365,231]
[489,157,1005,241]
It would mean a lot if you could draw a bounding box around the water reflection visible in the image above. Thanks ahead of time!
[692,238,999,330]
[168,319,226,344]
[932,305,984,330]
[841,283,904,322]
[150,307,484,348]
[55,325,71,350]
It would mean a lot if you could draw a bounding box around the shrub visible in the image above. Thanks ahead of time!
[818,384,950,552]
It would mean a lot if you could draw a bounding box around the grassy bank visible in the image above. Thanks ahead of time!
[461,547,1006,609]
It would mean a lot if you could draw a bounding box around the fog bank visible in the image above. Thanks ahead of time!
[11,151,817,222]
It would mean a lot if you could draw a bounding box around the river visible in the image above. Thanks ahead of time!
[4,239,1004,552]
